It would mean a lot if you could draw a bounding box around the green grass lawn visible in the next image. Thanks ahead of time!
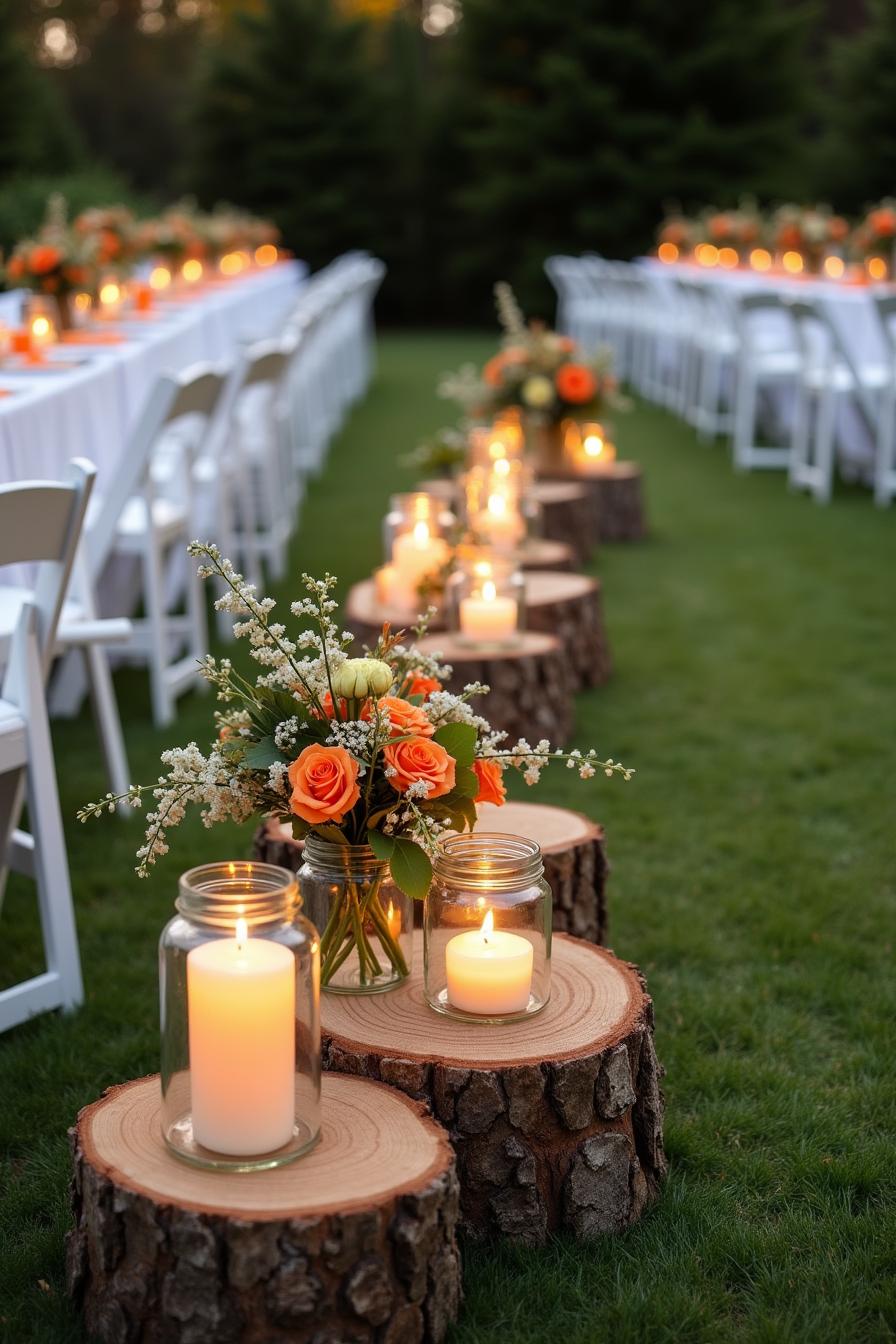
[1,331,895,1343]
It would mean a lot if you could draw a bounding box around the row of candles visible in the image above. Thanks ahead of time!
[658,241,892,283]
[0,245,282,365]
[373,417,615,645]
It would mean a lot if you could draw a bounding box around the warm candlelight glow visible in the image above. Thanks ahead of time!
[386,900,401,943]
[413,519,429,545]
[219,251,246,276]
[99,281,121,306]
[31,315,52,342]
[867,256,888,282]
[149,265,172,291]
[824,255,845,280]
[444,906,533,1016]
[583,430,605,458]
[658,241,679,264]
[255,244,278,267]
[182,258,204,284]
[782,250,804,275]
[493,456,510,477]
[459,576,518,644]
[695,243,719,267]
[480,908,494,939]
[718,246,739,269]
[750,248,772,272]
[74,292,91,313]
[235,915,248,948]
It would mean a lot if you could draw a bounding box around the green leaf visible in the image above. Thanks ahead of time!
[433,722,477,768]
[454,764,480,798]
[310,824,349,846]
[367,829,395,861]
[244,737,290,769]
[388,836,433,901]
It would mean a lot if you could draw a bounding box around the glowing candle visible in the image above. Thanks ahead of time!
[98,279,122,319]
[255,244,278,267]
[391,520,449,606]
[182,258,204,285]
[459,579,518,643]
[386,900,401,943]
[186,915,295,1155]
[750,248,772,272]
[782,250,804,275]
[445,909,533,1016]
[478,490,523,546]
[29,313,55,351]
[149,265,172,292]
[824,255,845,280]
[657,242,679,264]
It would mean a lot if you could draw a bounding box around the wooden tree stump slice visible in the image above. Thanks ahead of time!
[322,933,665,1245]
[475,801,609,944]
[543,463,647,543]
[254,801,608,945]
[523,570,612,689]
[531,480,597,565]
[67,1073,462,1344]
[415,630,574,746]
[516,538,575,572]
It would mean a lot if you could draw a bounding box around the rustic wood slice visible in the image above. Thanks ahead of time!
[345,572,610,692]
[524,570,612,690]
[254,800,608,945]
[323,933,665,1245]
[531,480,598,565]
[67,1073,462,1344]
[475,801,609,944]
[516,537,575,572]
[543,463,647,543]
[415,629,574,747]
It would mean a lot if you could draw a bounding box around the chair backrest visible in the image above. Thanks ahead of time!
[735,291,793,356]
[85,363,226,578]
[787,298,877,432]
[0,458,95,681]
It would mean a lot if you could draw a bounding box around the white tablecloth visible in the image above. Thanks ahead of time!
[639,259,894,474]
[0,261,306,487]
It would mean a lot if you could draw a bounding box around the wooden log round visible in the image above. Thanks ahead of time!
[523,571,612,690]
[66,1073,462,1344]
[254,800,608,945]
[345,573,610,692]
[531,480,597,565]
[516,537,575,572]
[322,933,666,1245]
[475,801,609,944]
[415,630,574,747]
[543,463,647,543]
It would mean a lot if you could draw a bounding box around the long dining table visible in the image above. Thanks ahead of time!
[0,260,306,488]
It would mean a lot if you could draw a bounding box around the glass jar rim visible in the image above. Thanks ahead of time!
[433,832,543,890]
[176,860,299,928]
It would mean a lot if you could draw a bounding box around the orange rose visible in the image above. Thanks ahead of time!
[482,353,507,387]
[869,208,896,239]
[30,245,61,275]
[473,759,506,806]
[829,215,849,242]
[383,736,455,800]
[406,672,441,700]
[288,744,360,825]
[377,695,434,739]
[555,363,597,404]
[708,214,733,241]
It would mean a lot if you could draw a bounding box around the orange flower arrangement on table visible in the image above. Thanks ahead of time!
[2,194,99,325]
[772,204,850,274]
[80,545,632,989]
[852,200,896,280]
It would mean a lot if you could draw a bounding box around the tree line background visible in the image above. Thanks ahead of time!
[1,0,894,322]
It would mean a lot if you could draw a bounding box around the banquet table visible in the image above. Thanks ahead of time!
[639,258,895,475]
[0,260,306,488]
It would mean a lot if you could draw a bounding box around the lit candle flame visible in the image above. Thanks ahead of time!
[583,433,604,458]
[412,520,430,545]
[182,259,203,284]
[255,244,278,267]
[824,256,845,280]
[31,316,51,340]
[235,916,247,949]
[493,457,510,477]
[99,281,121,306]
[482,580,497,603]
[480,908,494,942]
[149,265,171,291]
[487,492,507,517]
[473,559,493,579]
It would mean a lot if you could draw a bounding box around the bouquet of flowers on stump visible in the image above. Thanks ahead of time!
[80,545,632,990]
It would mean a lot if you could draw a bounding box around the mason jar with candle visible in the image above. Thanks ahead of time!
[449,551,525,649]
[298,836,412,996]
[24,296,59,350]
[467,422,526,471]
[424,833,551,1023]
[462,463,530,552]
[159,861,320,1172]
[382,491,455,565]
[565,419,617,475]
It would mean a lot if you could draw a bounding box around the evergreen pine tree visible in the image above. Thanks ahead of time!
[452,0,813,317]
[817,0,896,211]
[193,0,389,274]
[0,0,81,183]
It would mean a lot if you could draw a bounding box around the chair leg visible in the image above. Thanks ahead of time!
[814,389,838,504]
[141,521,175,728]
[82,644,131,807]
[874,388,896,507]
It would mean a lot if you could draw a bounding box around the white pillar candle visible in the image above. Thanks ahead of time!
[445,910,533,1015]
[459,580,518,643]
[477,491,524,546]
[187,919,295,1155]
[390,521,449,608]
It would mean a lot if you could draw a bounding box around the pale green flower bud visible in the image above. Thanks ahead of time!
[332,657,393,700]
[521,374,556,409]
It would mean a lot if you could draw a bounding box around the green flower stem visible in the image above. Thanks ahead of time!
[365,896,410,978]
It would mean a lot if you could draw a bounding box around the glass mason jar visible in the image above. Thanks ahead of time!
[447,548,526,650]
[562,418,617,474]
[159,861,320,1172]
[467,420,526,471]
[424,833,552,1024]
[462,462,531,552]
[381,490,456,563]
[299,836,412,995]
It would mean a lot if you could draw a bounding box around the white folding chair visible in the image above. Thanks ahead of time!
[731,292,801,472]
[788,299,885,504]
[871,294,896,506]
[86,365,224,726]
[0,459,94,1031]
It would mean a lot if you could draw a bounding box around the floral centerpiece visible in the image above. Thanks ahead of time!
[699,201,763,261]
[79,545,631,992]
[772,204,850,272]
[852,200,896,274]
[656,211,696,259]
[439,283,628,471]
[73,206,139,273]
[2,194,98,328]
[133,203,208,270]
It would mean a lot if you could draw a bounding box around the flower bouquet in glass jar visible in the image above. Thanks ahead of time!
[79,545,632,994]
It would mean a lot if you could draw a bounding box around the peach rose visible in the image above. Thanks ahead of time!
[473,759,506,806]
[406,672,441,700]
[288,744,360,825]
[383,736,455,800]
[377,695,434,739]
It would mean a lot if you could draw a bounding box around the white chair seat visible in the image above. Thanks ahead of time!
[114,495,189,545]
[0,700,26,765]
